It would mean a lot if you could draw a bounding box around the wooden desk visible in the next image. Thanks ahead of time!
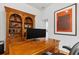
[8,38,59,55]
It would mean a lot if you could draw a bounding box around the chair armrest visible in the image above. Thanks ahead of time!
[62,46,72,51]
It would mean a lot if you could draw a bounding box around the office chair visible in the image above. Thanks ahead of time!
[0,41,4,54]
[62,42,79,55]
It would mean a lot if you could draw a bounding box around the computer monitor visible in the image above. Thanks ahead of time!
[26,28,46,39]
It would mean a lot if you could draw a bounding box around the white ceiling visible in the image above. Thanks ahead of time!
[27,3,53,11]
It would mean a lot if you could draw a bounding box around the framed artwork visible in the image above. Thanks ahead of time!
[54,3,77,36]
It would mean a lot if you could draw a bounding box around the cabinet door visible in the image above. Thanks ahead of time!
[23,13,35,39]
[8,12,22,42]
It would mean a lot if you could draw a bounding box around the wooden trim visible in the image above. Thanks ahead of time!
[4,6,35,16]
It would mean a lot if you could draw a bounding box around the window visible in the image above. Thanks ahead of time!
[45,20,48,40]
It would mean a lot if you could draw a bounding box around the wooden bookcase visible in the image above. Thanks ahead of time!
[5,6,35,54]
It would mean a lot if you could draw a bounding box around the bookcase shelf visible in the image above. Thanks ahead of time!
[24,17,33,28]
[10,21,22,23]
[9,14,22,39]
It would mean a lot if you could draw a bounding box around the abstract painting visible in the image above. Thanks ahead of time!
[54,3,77,36]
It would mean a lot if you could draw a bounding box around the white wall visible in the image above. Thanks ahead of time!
[35,12,46,29]
[42,3,79,52]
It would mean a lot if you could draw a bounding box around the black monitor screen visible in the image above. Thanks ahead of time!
[27,28,46,39]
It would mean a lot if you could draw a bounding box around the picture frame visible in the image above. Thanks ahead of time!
[54,3,77,36]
